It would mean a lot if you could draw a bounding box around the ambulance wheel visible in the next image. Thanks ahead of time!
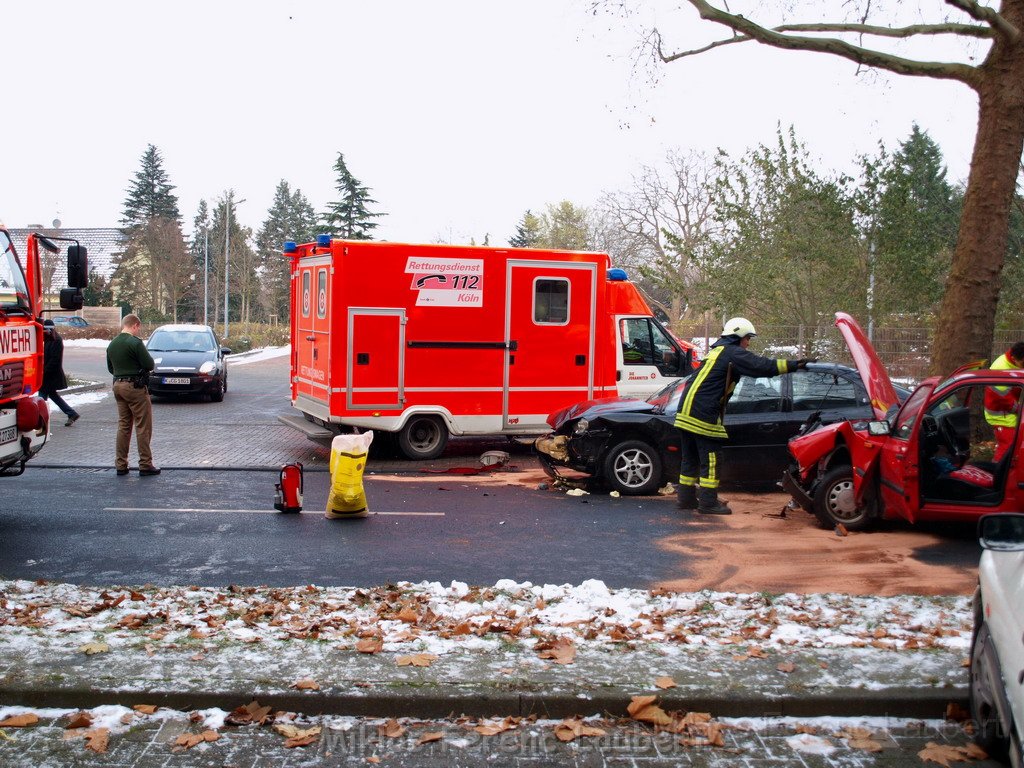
[812,464,870,530]
[603,440,663,496]
[397,415,448,460]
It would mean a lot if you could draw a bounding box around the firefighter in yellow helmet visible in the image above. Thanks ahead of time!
[984,341,1024,462]
[674,317,812,514]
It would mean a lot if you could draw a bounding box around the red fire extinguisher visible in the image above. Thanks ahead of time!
[274,462,304,513]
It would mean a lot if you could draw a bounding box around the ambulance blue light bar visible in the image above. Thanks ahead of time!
[316,235,332,247]
[608,268,628,281]
[283,241,297,254]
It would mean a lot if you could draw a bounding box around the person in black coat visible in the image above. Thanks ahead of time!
[40,319,80,426]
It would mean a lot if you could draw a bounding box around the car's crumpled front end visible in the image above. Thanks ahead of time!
[534,423,613,482]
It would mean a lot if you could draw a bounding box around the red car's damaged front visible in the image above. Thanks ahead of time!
[782,312,1024,531]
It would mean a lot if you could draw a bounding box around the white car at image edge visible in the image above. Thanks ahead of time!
[971,513,1024,766]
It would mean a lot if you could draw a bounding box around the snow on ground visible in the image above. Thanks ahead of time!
[63,338,112,349]
[44,389,108,415]
[0,577,971,659]
[226,345,290,365]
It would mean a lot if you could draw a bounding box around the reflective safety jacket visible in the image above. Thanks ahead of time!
[984,351,1022,428]
[674,336,800,439]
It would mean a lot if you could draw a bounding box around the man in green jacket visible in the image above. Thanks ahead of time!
[106,314,159,476]
[674,317,810,515]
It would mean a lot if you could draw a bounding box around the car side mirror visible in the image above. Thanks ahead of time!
[867,420,890,436]
[221,347,232,356]
[978,513,1024,551]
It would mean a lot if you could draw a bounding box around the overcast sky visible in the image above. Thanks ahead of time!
[4,1,979,246]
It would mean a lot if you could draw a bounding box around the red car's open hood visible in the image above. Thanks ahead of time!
[835,312,899,420]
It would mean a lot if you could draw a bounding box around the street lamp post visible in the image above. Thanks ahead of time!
[224,195,246,339]
[203,227,209,327]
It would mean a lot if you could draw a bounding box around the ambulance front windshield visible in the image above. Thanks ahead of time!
[0,232,31,312]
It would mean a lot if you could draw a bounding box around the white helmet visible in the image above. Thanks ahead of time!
[722,317,757,338]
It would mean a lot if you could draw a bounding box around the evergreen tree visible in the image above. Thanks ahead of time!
[113,144,187,317]
[257,180,317,321]
[871,125,960,321]
[542,201,592,250]
[186,199,213,323]
[319,153,384,239]
[509,210,543,247]
[121,144,181,228]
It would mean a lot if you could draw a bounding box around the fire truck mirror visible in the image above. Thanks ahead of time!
[66,246,89,289]
[59,287,84,311]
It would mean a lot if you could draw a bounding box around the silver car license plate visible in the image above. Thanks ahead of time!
[162,377,190,385]
[0,425,17,444]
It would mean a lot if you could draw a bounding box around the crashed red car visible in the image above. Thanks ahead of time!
[783,312,1024,531]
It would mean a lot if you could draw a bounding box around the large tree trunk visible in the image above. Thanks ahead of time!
[931,0,1024,374]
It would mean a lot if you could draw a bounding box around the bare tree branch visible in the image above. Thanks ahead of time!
[776,22,992,39]
[665,1,981,86]
[945,0,1021,42]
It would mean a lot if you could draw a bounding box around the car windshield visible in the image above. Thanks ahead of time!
[148,329,217,352]
[647,378,685,413]
[0,232,31,313]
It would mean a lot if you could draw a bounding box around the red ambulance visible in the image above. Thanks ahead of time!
[279,238,696,459]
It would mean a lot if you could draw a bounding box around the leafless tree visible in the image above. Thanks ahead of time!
[596,150,717,326]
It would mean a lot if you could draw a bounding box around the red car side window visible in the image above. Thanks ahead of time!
[894,386,930,439]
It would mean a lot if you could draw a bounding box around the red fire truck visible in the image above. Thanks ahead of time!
[1,226,87,476]
[279,238,697,459]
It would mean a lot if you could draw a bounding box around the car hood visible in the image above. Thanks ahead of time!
[148,350,215,369]
[834,312,898,420]
[548,396,655,430]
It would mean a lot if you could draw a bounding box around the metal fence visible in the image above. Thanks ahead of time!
[677,324,1024,385]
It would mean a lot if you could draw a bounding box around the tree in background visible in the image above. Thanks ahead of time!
[202,193,254,328]
[320,153,384,240]
[695,128,864,342]
[82,267,113,307]
[604,0,1024,374]
[596,150,717,326]
[997,163,1024,327]
[509,210,544,247]
[541,201,591,250]
[113,144,189,318]
[257,180,317,322]
[859,125,961,325]
[187,200,213,324]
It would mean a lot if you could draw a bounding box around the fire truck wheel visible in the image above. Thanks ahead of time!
[397,415,449,460]
[603,440,663,496]
[812,464,870,531]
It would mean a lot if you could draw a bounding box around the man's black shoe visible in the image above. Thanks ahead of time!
[139,467,161,476]
[116,468,129,476]
[65,414,80,426]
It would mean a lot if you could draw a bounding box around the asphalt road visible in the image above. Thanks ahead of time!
[0,468,687,588]
[1,344,982,591]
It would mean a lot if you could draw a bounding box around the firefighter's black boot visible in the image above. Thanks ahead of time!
[697,486,732,515]
[676,484,698,512]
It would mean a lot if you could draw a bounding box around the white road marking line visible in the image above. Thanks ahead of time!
[103,507,444,516]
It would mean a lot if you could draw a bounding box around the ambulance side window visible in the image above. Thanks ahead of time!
[534,278,569,325]
[301,272,311,318]
[317,269,327,319]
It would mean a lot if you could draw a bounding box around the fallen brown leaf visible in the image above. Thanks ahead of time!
[175,730,221,750]
[945,702,971,722]
[356,637,384,654]
[367,757,381,764]
[918,741,987,766]
[285,734,319,748]
[84,728,109,753]
[65,713,93,730]
[416,731,444,745]
[536,637,576,665]
[133,704,158,715]
[292,678,320,691]
[79,642,110,656]
[654,676,677,690]
[847,737,883,752]
[776,661,796,673]
[378,719,406,739]
[0,713,39,728]
[553,717,607,742]
[396,653,438,667]
[627,695,672,726]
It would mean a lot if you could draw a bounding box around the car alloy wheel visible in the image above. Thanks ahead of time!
[812,464,870,530]
[603,439,663,496]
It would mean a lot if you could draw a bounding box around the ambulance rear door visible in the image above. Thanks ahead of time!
[294,256,331,414]
[347,308,405,410]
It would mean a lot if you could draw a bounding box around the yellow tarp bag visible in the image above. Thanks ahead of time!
[325,432,373,519]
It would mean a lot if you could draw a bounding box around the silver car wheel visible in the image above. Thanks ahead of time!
[613,448,654,489]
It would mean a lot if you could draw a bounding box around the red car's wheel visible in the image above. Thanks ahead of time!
[812,464,871,531]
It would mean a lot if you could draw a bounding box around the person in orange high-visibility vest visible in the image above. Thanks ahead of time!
[984,341,1024,462]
